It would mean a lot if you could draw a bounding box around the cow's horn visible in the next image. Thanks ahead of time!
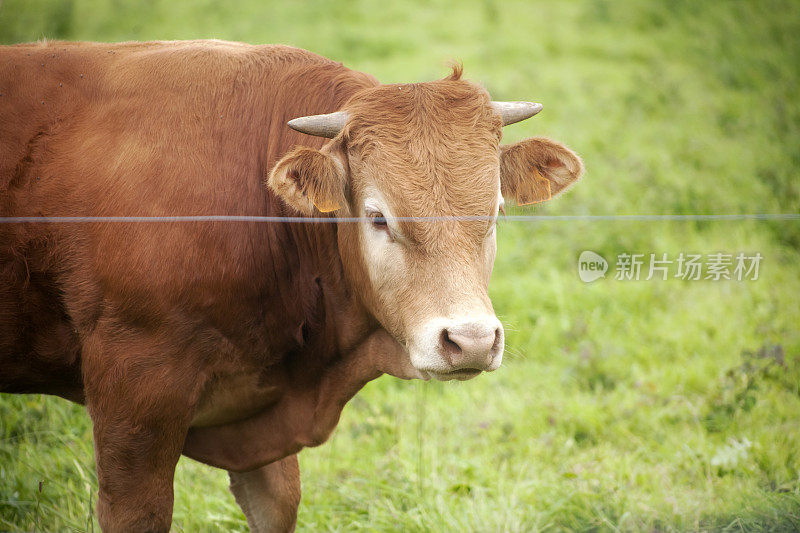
[287,111,349,138]
[491,101,543,126]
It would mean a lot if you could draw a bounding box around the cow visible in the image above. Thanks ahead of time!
[0,40,583,532]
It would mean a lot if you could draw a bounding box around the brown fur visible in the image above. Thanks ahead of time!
[0,40,582,532]
[269,145,348,214]
[500,137,584,203]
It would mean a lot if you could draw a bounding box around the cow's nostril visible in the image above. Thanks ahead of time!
[440,329,463,361]
[491,327,502,353]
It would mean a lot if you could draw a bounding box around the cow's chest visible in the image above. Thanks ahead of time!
[190,371,283,428]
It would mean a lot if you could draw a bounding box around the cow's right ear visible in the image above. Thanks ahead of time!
[268,145,348,215]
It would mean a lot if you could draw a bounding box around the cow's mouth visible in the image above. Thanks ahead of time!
[427,368,483,381]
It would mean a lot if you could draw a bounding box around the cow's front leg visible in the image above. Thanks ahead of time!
[229,454,300,533]
[82,322,203,532]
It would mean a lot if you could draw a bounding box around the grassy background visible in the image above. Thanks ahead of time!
[1,0,799,531]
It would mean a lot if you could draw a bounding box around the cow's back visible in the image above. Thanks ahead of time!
[0,40,377,399]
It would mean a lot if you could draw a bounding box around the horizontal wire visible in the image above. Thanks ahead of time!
[0,214,798,223]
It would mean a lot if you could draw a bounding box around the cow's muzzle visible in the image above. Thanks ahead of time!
[410,317,504,381]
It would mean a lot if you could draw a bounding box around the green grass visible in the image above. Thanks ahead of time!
[1,0,799,531]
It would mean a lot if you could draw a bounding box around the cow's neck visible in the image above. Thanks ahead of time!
[188,197,430,465]
[190,213,376,428]
[281,219,375,364]
[185,219,404,469]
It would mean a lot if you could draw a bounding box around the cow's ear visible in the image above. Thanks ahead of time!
[268,145,348,215]
[499,137,584,205]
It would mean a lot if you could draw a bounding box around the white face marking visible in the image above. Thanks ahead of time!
[360,190,405,294]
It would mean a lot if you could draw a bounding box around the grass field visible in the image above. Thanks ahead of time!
[1,0,800,531]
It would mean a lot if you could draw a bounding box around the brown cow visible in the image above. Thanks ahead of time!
[0,40,583,532]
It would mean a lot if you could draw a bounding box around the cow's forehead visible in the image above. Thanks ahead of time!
[344,78,502,142]
[344,79,502,220]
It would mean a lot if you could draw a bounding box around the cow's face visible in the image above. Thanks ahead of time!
[270,73,583,380]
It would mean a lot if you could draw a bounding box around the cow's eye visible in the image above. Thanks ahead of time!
[367,211,388,231]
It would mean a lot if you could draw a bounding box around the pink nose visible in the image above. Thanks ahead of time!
[439,322,503,371]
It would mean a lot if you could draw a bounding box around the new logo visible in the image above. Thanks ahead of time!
[578,251,608,282]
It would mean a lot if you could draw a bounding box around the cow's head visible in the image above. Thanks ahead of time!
[269,68,583,381]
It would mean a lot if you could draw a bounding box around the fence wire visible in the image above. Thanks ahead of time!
[0,213,798,224]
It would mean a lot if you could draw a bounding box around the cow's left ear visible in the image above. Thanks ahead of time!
[500,137,584,205]
[268,143,348,215]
